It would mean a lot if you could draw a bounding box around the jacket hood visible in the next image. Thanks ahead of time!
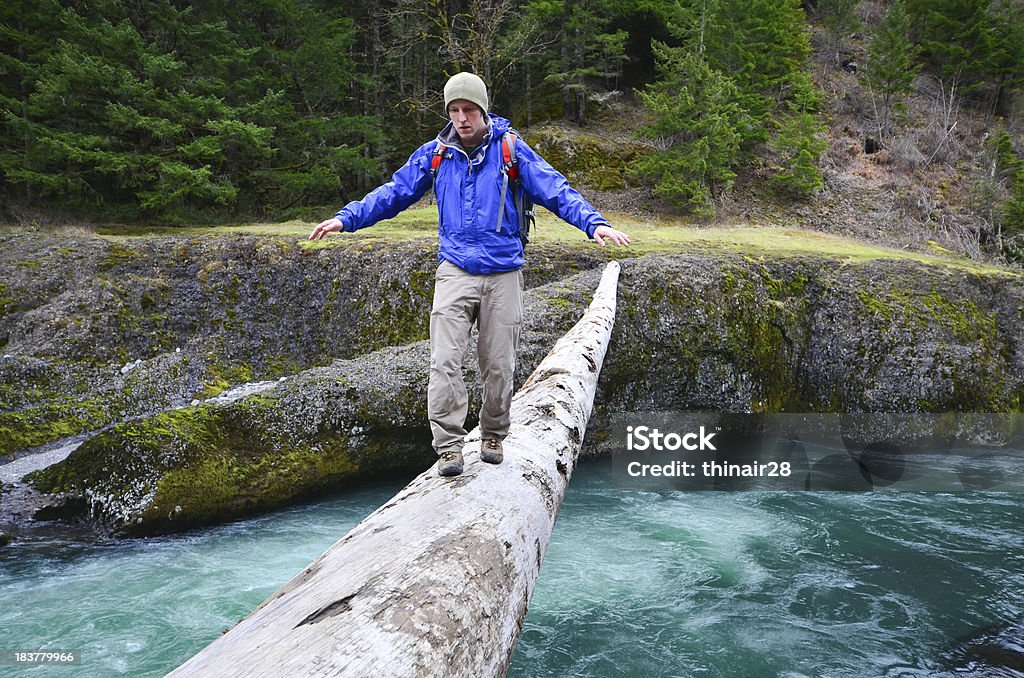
[488,114,512,136]
[437,114,511,147]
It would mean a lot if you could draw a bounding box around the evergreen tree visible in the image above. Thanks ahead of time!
[526,0,628,124]
[699,0,817,134]
[986,0,1024,115]
[0,0,377,220]
[220,0,381,210]
[864,0,920,132]
[1005,176,1024,262]
[632,45,748,217]
[769,104,828,198]
[992,130,1024,263]
[905,0,994,93]
[8,4,259,219]
[817,0,861,65]
[632,0,825,213]
[0,0,74,210]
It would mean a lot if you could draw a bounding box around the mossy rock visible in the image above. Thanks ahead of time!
[599,254,1024,415]
[27,398,432,535]
[525,123,648,191]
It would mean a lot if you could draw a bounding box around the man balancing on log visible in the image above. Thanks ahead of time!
[310,71,630,477]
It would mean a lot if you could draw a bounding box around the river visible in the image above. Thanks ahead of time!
[2,456,1023,676]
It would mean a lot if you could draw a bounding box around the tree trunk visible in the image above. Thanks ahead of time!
[166,262,621,678]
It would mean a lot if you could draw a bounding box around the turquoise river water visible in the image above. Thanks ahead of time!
[2,456,1023,677]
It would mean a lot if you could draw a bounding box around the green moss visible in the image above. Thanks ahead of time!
[545,295,574,312]
[29,396,377,533]
[263,354,302,379]
[921,290,998,342]
[197,377,231,399]
[196,260,224,284]
[68,208,1024,278]
[0,396,112,456]
[99,242,138,269]
[852,280,1013,411]
[606,258,828,413]
[0,283,16,315]
[856,287,999,341]
[856,289,896,323]
[355,270,432,349]
[408,267,435,295]
[197,361,255,399]
[718,263,812,412]
[29,405,220,495]
[325,277,342,306]
[528,124,641,191]
[222,274,241,305]
[146,436,359,530]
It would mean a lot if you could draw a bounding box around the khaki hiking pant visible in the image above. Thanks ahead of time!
[428,259,523,455]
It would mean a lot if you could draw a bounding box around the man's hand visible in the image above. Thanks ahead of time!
[593,224,631,247]
[309,217,344,240]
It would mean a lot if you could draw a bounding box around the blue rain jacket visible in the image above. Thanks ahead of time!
[335,114,608,274]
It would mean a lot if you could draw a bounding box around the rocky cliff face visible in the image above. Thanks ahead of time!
[2,233,1022,537]
[604,255,1024,414]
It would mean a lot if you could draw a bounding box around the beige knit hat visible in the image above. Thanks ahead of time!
[443,72,489,113]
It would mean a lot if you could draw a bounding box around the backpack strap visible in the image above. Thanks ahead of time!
[503,132,519,180]
[495,131,535,244]
[430,141,447,200]
[495,132,518,232]
[430,142,447,176]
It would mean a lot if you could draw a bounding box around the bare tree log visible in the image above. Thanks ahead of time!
[167,261,621,678]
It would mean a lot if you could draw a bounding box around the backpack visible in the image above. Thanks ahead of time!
[430,131,536,246]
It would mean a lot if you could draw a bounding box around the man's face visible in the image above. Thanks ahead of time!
[447,100,488,146]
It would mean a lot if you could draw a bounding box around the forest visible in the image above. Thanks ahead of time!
[1,0,1022,261]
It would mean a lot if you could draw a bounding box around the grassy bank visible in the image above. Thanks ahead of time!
[7,206,1012,277]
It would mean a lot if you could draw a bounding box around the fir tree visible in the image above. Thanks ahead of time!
[526,0,628,125]
[905,0,994,93]
[0,0,67,210]
[986,0,1024,115]
[864,0,921,132]
[992,130,1024,263]
[222,0,381,210]
[769,103,828,198]
[632,45,748,217]
[0,0,376,220]
[700,0,816,133]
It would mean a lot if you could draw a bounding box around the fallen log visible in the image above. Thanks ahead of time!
[167,261,620,678]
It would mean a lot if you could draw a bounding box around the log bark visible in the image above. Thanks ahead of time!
[167,261,620,678]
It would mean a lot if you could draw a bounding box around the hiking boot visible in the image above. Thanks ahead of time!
[481,438,504,464]
[437,449,464,477]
